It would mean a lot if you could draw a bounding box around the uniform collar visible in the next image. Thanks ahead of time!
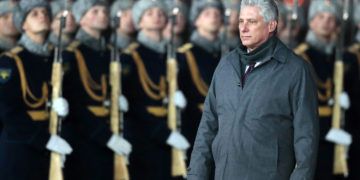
[0,38,16,51]
[190,30,221,54]
[305,30,335,55]
[137,31,167,54]
[75,28,106,51]
[111,32,134,50]
[18,34,51,57]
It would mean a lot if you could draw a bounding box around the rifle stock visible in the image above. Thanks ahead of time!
[110,60,130,180]
[332,0,349,176]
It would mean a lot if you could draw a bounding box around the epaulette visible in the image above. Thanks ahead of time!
[66,40,81,52]
[122,42,139,54]
[294,43,309,55]
[2,46,23,58]
[177,43,193,53]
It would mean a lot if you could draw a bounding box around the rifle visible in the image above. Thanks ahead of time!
[166,4,187,178]
[48,3,69,180]
[221,7,231,56]
[332,0,350,177]
[287,0,298,49]
[109,11,130,180]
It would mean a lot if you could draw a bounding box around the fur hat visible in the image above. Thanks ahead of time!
[190,0,224,24]
[308,0,340,23]
[13,0,50,32]
[0,0,18,16]
[132,0,167,30]
[71,0,108,23]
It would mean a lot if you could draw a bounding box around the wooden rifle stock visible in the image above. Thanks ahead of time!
[332,0,349,176]
[110,12,130,180]
[49,5,69,179]
[167,4,187,178]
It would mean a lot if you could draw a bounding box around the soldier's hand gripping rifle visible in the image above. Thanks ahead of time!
[110,11,130,180]
[332,0,350,177]
[49,4,69,180]
[166,5,187,178]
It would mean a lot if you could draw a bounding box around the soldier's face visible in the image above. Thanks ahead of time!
[228,10,239,33]
[139,7,167,31]
[195,7,222,33]
[310,12,337,39]
[51,11,77,34]
[22,7,50,34]
[118,9,135,35]
[0,12,19,37]
[239,6,277,51]
[80,5,109,31]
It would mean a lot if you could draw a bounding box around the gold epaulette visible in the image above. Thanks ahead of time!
[66,41,81,52]
[177,43,193,53]
[294,43,309,55]
[122,42,139,54]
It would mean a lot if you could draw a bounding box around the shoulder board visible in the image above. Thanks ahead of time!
[122,42,139,54]
[177,43,193,53]
[348,43,360,54]
[66,41,81,51]
[294,43,309,55]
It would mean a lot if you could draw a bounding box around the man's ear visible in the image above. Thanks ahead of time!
[268,20,277,33]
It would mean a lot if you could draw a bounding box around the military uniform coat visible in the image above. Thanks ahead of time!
[0,46,53,180]
[188,39,319,180]
[295,43,360,180]
[120,43,174,180]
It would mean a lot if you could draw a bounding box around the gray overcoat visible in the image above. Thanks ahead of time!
[187,39,319,180]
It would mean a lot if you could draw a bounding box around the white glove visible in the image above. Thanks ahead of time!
[166,131,190,150]
[118,95,129,112]
[328,92,350,110]
[325,128,352,146]
[52,97,69,117]
[107,134,132,156]
[46,135,73,155]
[174,90,187,109]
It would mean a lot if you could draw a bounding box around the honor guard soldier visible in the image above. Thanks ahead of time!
[0,0,20,136]
[347,4,360,180]
[0,0,19,53]
[294,1,360,179]
[120,0,189,179]
[220,0,241,52]
[176,0,223,162]
[110,0,136,51]
[61,0,132,179]
[0,0,72,179]
[48,0,77,48]
[162,0,189,48]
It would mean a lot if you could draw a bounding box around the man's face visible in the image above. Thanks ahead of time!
[309,12,337,39]
[22,7,50,34]
[228,10,239,33]
[51,11,77,34]
[80,5,109,31]
[139,7,167,31]
[0,12,18,37]
[239,6,277,50]
[118,9,135,35]
[195,7,222,33]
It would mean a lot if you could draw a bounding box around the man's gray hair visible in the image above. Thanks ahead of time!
[240,0,279,22]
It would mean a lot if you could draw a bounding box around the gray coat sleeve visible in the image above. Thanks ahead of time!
[187,66,219,180]
[289,61,319,180]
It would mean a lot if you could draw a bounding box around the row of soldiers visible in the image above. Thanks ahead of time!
[0,0,359,180]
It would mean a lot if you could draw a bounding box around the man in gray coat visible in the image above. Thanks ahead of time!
[187,0,319,180]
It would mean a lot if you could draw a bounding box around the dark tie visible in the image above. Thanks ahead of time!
[241,63,255,86]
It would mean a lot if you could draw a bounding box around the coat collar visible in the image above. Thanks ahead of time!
[229,36,288,78]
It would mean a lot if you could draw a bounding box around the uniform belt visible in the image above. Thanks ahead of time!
[147,106,167,117]
[319,106,332,117]
[87,106,109,117]
[27,110,49,121]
